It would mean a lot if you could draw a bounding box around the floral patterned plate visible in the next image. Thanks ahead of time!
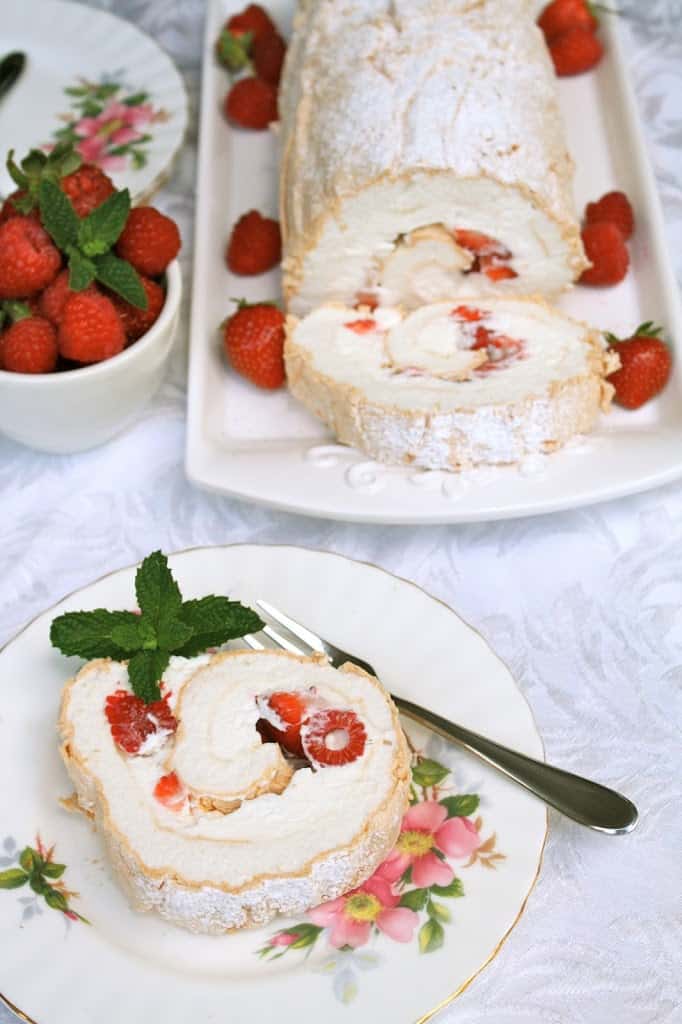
[0,1,187,202]
[0,545,546,1024]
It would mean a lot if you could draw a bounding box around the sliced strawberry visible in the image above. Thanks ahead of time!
[301,709,367,767]
[104,690,177,755]
[472,326,524,371]
[257,691,307,756]
[480,256,518,282]
[154,771,186,811]
[453,229,510,258]
[344,318,378,334]
[451,305,486,322]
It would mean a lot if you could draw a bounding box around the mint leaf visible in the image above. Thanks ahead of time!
[156,617,194,653]
[6,150,29,189]
[2,301,32,323]
[127,649,169,703]
[67,249,96,291]
[399,887,428,911]
[216,29,252,71]
[418,918,444,954]
[50,609,142,660]
[93,251,147,309]
[78,189,130,257]
[0,869,28,889]
[412,759,449,788]
[135,551,182,631]
[176,596,263,657]
[38,179,79,250]
[440,795,479,818]
[431,877,464,898]
[110,620,148,653]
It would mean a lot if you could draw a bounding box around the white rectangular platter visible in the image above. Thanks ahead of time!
[186,0,682,524]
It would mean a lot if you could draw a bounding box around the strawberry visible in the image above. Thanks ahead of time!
[580,221,629,285]
[472,326,524,371]
[0,217,62,298]
[538,0,598,41]
[549,26,603,75]
[479,256,518,282]
[301,709,367,767]
[585,190,634,240]
[38,269,78,325]
[453,229,506,256]
[0,190,39,224]
[60,164,115,218]
[253,30,287,86]
[343,318,378,334]
[59,291,126,363]
[451,305,486,322]
[0,316,57,373]
[226,210,281,275]
[257,691,307,756]
[224,76,278,130]
[222,300,285,389]
[115,206,181,277]
[606,322,671,410]
[112,276,165,340]
[105,690,178,755]
[153,771,186,811]
[226,4,275,41]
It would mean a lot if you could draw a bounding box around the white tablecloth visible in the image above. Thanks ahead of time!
[1,2,681,1021]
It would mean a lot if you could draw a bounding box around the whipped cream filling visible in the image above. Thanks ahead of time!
[290,299,599,411]
[61,651,403,887]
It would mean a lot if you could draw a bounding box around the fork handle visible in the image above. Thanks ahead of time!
[393,696,638,834]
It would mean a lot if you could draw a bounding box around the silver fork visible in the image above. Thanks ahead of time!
[244,600,638,835]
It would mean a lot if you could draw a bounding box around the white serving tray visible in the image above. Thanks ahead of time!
[186,0,682,524]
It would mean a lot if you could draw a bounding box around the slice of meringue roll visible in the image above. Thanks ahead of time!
[285,298,619,471]
[58,649,410,934]
[279,0,587,314]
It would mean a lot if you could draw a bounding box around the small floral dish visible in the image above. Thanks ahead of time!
[0,1,187,202]
[0,259,181,453]
[0,545,546,1024]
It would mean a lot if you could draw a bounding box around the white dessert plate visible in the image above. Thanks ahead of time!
[186,0,682,523]
[0,1,187,203]
[0,545,546,1024]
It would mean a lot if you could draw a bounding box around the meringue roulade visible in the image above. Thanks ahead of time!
[284,298,619,470]
[58,649,410,934]
[279,0,587,315]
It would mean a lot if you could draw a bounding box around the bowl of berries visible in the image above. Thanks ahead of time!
[0,145,182,453]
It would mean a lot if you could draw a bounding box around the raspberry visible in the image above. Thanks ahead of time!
[153,771,186,810]
[343,319,378,334]
[112,276,165,341]
[60,164,115,218]
[252,30,287,86]
[0,217,62,298]
[585,190,634,240]
[301,709,367,767]
[257,691,307,756]
[538,0,598,41]
[226,210,281,275]
[59,291,126,363]
[451,305,486,322]
[105,690,177,755]
[115,206,181,277]
[579,222,629,286]
[224,77,278,130]
[453,229,509,257]
[226,4,275,41]
[0,317,57,374]
[38,269,84,325]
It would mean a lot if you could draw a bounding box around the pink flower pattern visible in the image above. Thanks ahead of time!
[308,872,418,949]
[74,100,155,171]
[378,801,482,888]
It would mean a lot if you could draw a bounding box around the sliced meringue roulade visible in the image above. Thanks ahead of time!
[58,649,410,933]
[279,0,587,314]
[284,298,619,471]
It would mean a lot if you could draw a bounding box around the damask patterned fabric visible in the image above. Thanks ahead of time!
[1,2,681,1021]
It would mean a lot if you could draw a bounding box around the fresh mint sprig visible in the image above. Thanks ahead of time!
[50,551,264,703]
[38,179,147,308]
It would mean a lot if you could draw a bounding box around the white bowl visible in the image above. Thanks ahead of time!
[0,260,181,454]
